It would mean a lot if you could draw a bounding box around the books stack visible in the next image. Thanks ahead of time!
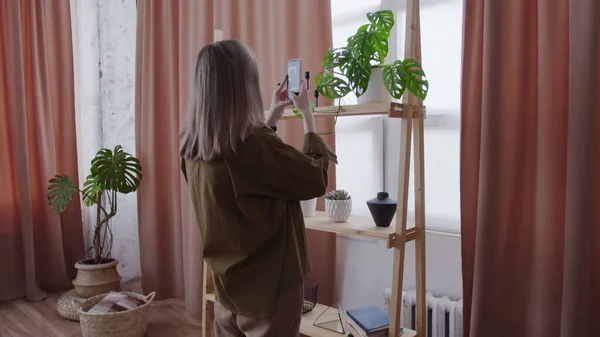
[345,306,404,337]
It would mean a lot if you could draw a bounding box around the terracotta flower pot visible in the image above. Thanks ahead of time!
[72,258,121,298]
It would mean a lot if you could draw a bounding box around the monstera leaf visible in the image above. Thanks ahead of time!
[347,24,389,64]
[367,10,394,35]
[81,174,102,206]
[383,59,429,100]
[382,64,406,99]
[322,48,349,69]
[47,175,78,213]
[315,71,351,99]
[341,56,372,97]
[90,145,142,194]
[399,59,429,100]
[368,10,393,62]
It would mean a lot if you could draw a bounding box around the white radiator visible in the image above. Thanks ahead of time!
[383,289,463,337]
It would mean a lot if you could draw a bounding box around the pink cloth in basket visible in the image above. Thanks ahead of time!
[87,292,146,314]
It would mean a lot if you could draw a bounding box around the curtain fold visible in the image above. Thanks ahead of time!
[0,0,84,302]
[461,0,599,336]
[135,0,335,318]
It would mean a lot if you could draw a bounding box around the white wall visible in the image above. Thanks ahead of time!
[71,0,103,257]
[97,0,139,281]
[72,0,140,281]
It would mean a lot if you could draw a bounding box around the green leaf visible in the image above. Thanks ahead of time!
[325,189,351,200]
[291,108,304,119]
[90,145,142,194]
[340,57,371,97]
[399,59,429,100]
[347,24,389,65]
[347,25,377,61]
[370,30,390,64]
[291,102,317,120]
[315,71,351,99]
[322,48,349,69]
[47,175,78,213]
[367,10,394,35]
[82,174,101,206]
[382,64,406,99]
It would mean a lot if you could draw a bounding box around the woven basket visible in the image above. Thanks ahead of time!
[76,291,155,337]
[302,278,318,314]
[58,286,131,321]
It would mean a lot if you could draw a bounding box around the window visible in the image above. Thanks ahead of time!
[331,0,463,232]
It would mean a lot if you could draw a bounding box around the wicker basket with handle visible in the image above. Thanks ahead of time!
[75,291,156,337]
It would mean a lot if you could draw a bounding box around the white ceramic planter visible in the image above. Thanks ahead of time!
[300,198,317,217]
[325,199,352,223]
[356,67,393,104]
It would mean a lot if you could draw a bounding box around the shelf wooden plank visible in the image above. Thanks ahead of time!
[264,102,424,120]
[205,295,415,337]
[301,303,416,337]
[304,211,396,244]
[300,303,345,337]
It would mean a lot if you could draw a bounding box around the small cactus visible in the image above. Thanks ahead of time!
[325,189,351,200]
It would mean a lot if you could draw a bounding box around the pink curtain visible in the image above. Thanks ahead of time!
[135,0,335,318]
[461,0,600,336]
[135,0,210,318]
[0,0,84,302]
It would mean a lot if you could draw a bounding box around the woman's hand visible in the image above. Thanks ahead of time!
[265,75,292,127]
[291,81,316,134]
[290,81,311,117]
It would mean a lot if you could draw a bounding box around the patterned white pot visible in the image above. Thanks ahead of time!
[325,199,352,223]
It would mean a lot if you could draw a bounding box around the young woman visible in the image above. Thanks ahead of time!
[180,40,337,337]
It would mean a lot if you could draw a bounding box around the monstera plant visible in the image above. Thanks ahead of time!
[47,145,142,297]
[315,9,429,101]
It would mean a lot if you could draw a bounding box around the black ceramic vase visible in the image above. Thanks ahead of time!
[366,192,397,227]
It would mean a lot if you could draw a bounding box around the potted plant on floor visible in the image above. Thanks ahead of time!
[325,189,352,223]
[315,10,429,104]
[47,145,142,298]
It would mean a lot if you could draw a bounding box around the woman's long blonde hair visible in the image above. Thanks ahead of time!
[180,40,264,161]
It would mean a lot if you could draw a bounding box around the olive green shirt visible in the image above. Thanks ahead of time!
[181,126,337,318]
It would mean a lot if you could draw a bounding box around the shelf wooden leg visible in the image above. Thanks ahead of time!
[202,261,215,337]
[405,0,426,335]
[202,261,209,337]
[414,118,426,337]
[390,113,413,336]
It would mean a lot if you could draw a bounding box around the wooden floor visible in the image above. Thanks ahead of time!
[0,282,209,337]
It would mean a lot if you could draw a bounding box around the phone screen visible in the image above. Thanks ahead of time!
[287,59,301,95]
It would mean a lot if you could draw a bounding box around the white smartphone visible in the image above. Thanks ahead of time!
[287,58,302,99]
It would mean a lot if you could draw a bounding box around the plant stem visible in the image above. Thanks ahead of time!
[112,190,117,213]
[92,190,117,263]
[79,188,110,217]
[106,191,113,213]
[94,191,102,263]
